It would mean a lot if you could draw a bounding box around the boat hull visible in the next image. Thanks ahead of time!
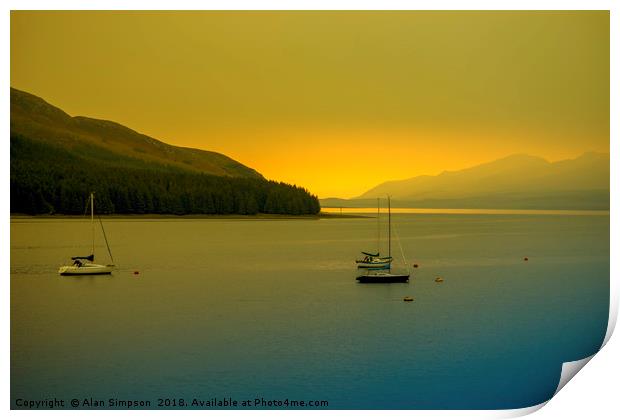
[58,264,113,276]
[356,256,393,263]
[356,273,410,283]
[357,263,391,269]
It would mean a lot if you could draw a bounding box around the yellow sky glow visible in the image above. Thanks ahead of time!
[11,11,609,197]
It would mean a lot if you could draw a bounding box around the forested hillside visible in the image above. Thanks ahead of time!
[10,88,320,215]
[11,135,320,215]
[10,88,262,178]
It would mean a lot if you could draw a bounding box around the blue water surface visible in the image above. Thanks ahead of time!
[10,213,609,409]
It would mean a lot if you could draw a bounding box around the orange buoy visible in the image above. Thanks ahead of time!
[403,296,414,302]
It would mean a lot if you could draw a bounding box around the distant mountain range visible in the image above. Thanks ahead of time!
[10,87,261,178]
[10,88,319,215]
[321,153,609,210]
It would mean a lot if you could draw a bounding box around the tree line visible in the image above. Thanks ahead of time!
[10,135,321,215]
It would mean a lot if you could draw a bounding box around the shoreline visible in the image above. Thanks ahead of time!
[321,207,610,216]
[9,212,370,220]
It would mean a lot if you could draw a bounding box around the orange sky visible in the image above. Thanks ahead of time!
[11,11,609,197]
[186,124,603,198]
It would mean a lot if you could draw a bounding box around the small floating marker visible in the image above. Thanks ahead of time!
[403,296,414,302]
[435,276,444,283]
[413,264,419,268]
[523,257,529,262]
[133,270,140,275]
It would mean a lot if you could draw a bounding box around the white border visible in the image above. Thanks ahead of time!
[3,2,617,419]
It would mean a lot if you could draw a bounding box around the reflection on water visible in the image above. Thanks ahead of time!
[322,207,610,216]
[10,214,609,409]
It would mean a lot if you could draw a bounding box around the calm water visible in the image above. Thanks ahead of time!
[11,213,609,409]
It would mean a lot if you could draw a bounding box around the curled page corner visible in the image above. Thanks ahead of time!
[493,354,598,419]
[602,300,617,348]
[495,401,547,418]
[547,292,619,397]
[554,355,595,396]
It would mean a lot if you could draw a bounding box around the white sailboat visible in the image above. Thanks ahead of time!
[356,198,393,269]
[58,193,115,276]
[356,196,410,283]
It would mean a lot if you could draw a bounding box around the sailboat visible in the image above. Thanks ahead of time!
[58,193,115,276]
[356,198,393,269]
[356,196,410,283]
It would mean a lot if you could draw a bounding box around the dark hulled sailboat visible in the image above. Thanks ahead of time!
[356,196,410,283]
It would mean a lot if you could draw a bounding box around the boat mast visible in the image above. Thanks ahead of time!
[377,197,380,255]
[388,195,391,259]
[91,192,95,258]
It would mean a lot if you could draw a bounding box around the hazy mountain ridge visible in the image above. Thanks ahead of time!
[10,87,262,178]
[321,152,609,210]
[358,153,609,201]
[320,190,609,211]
